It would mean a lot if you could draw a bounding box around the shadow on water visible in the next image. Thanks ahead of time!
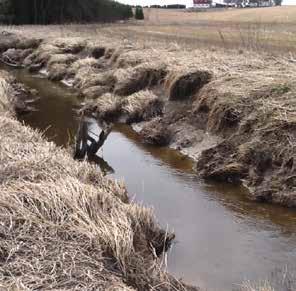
[2,63,296,291]
[89,154,115,175]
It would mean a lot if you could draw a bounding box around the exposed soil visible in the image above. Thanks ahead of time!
[0,30,295,208]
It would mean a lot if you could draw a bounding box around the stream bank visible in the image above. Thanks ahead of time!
[2,61,296,291]
[0,30,295,207]
[0,69,199,290]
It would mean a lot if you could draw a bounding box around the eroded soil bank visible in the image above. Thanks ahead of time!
[0,71,197,290]
[0,29,294,207]
[2,59,296,291]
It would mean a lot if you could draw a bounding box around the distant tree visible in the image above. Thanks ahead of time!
[135,6,144,20]
[166,4,186,8]
[0,0,9,13]
[0,0,13,23]
[149,4,185,9]
[274,0,282,5]
[3,0,133,24]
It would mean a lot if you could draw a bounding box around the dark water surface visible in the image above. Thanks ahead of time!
[4,64,296,291]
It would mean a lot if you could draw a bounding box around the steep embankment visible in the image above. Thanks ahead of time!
[0,71,197,289]
[0,30,295,207]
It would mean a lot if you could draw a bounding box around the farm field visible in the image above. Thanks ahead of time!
[105,6,296,53]
[4,6,296,54]
[144,6,296,24]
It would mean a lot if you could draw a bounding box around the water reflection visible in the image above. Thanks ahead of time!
[203,182,296,234]
[89,154,115,175]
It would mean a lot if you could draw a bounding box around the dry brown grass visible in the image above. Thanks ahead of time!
[0,70,32,114]
[194,71,296,205]
[1,27,295,205]
[0,111,195,291]
[116,7,296,54]
[0,70,11,113]
[70,57,99,71]
[47,53,78,67]
[114,62,167,96]
[83,90,163,123]
[240,268,296,291]
[240,281,275,291]
[0,20,295,290]
[144,6,296,24]
[0,70,197,290]
[2,7,296,54]
[91,92,121,119]
[165,69,212,101]
[81,85,110,99]
[121,90,163,122]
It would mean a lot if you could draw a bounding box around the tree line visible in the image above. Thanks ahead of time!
[148,4,186,9]
[0,0,133,24]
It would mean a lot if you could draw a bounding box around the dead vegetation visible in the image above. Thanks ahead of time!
[81,85,110,99]
[114,7,296,54]
[1,48,33,67]
[165,70,212,101]
[0,30,295,207]
[89,92,121,120]
[83,90,163,123]
[113,62,167,96]
[0,70,11,113]
[194,74,296,206]
[0,72,197,290]
[0,31,41,54]
[0,70,33,114]
[240,281,275,291]
[240,268,296,291]
[121,90,163,123]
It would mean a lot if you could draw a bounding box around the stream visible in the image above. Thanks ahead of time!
[3,64,296,291]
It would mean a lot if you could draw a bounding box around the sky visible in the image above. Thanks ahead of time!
[119,0,295,7]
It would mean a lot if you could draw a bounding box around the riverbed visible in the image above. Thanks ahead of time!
[3,64,296,291]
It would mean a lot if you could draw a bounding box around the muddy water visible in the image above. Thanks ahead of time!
[4,64,296,291]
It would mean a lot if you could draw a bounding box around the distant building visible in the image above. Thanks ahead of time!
[193,0,213,8]
[193,0,274,8]
[244,0,274,7]
[211,0,274,7]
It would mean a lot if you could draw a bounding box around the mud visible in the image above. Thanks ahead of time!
[0,30,295,208]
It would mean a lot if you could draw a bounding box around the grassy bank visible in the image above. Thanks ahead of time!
[0,18,295,290]
[0,28,295,206]
[0,70,11,113]
[1,29,295,208]
[0,70,197,290]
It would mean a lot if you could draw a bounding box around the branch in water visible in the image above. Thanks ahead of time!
[74,117,113,161]
[88,124,112,157]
